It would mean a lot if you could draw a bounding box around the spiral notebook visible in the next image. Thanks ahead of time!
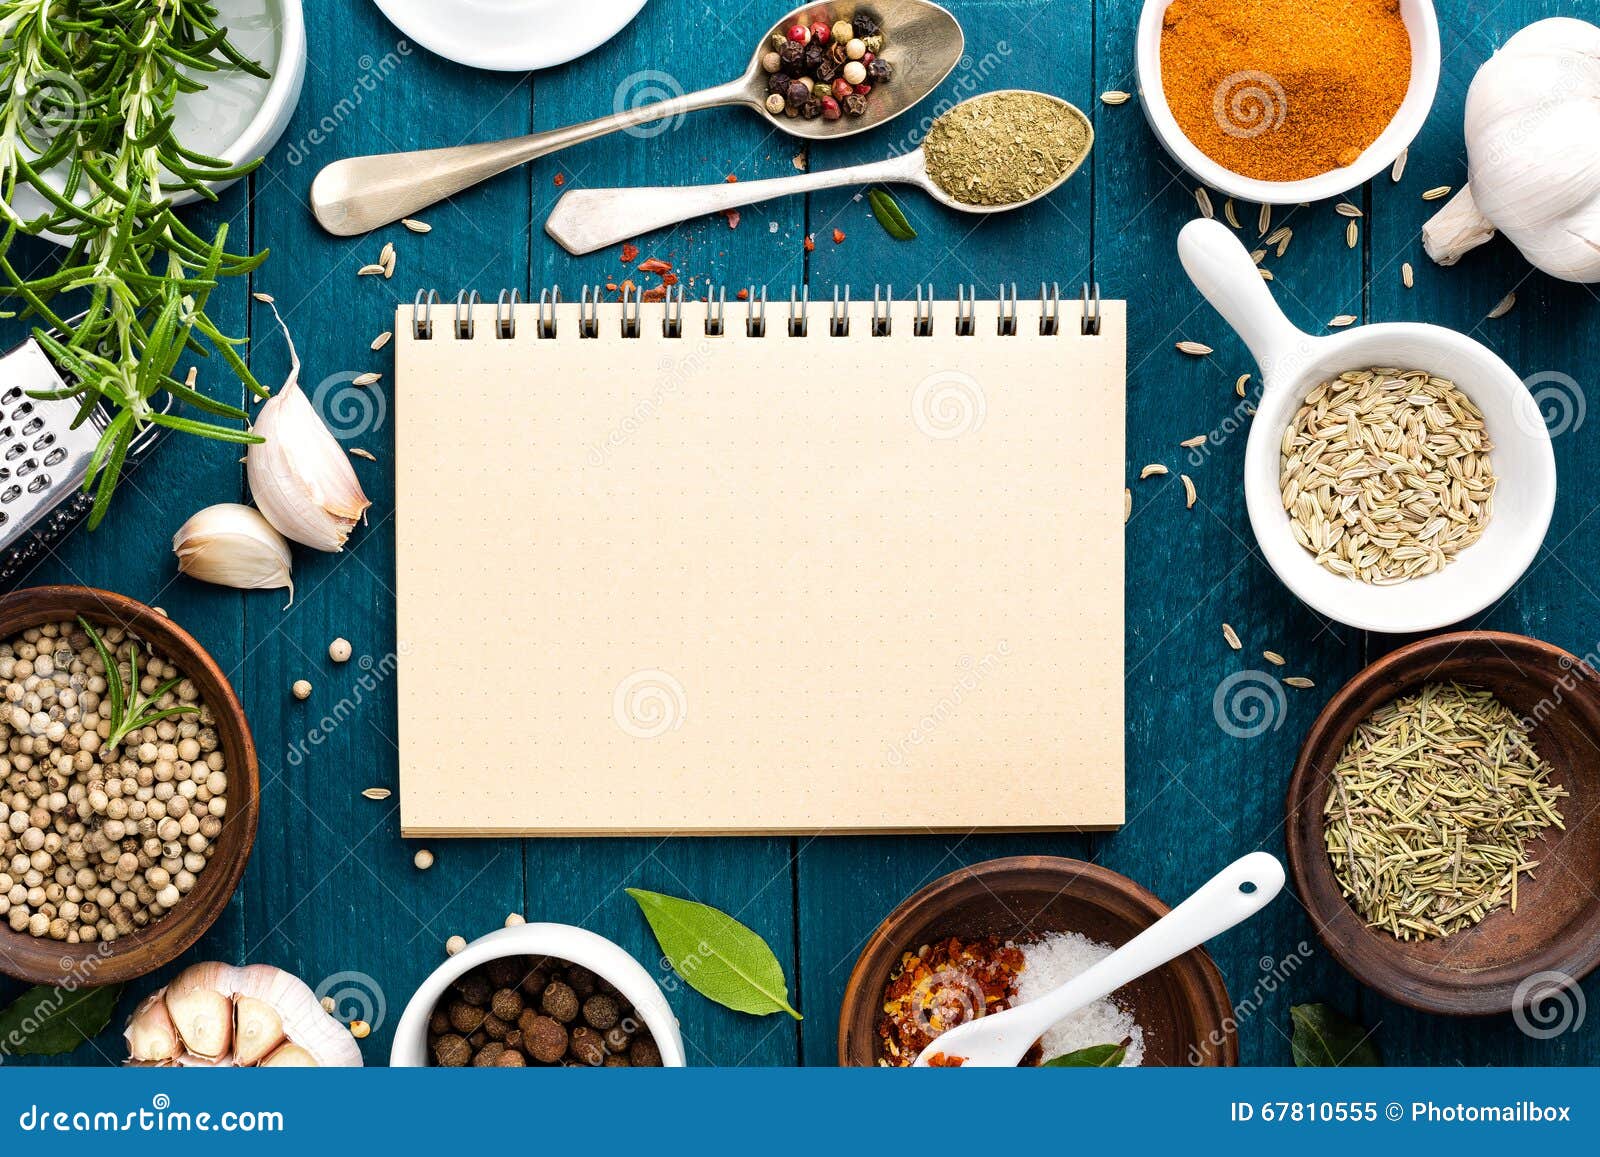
[395,285,1125,836]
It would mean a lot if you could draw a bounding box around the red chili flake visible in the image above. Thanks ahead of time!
[724,174,739,183]
[662,273,679,286]
[618,278,636,296]
[804,234,816,252]
[620,243,640,263]
[736,288,750,300]
[637,257,673,274]
[725,209,741,229]
[604,282,618,292]
[832,228,846,244]
[875,936,1024,1068]
[553,172,565,186]
[641,287,667,302]
[925,1052,965,1067]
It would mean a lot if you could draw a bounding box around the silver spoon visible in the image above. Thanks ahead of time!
[310,0,964,237]
[544,91,1093,255]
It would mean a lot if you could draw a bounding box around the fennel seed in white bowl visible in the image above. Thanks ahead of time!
[1279,368,1496,585]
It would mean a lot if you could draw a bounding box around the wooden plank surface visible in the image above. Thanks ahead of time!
[3,0,1597,1068]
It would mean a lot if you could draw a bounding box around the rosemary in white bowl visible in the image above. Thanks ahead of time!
[0,0,272,527]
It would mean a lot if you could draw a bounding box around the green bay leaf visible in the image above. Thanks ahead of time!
[1042,1041,1128,1067]
[0,984,123,1056]
[626,888,801,1019]
[868,188,917,240]
[1289,1003,1381,1067]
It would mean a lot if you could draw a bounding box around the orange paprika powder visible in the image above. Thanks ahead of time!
[1159,0,1411,182]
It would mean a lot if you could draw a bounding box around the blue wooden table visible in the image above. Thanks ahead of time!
[6,0,1597,1067]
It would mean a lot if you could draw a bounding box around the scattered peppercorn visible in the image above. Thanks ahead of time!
[758,11,890,122]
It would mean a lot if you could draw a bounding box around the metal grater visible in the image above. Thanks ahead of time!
[0,336,165,585]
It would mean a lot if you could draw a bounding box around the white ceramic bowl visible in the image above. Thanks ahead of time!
[390,923,687,1067]
[1178,219,1556,634]
[12,0,305,228]
[1135,0,1440,204]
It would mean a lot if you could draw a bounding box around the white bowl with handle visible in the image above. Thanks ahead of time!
[1134,0,1440,204]
[390,922,687,1067]
[1177,218,1556,634]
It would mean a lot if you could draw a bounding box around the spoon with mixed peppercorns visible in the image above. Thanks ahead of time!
[311,0,964,237]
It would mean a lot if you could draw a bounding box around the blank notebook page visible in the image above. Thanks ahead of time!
[395,294,1125,835]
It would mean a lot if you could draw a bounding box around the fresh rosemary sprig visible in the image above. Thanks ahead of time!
[0,0,273,527]
[77,615,198,752]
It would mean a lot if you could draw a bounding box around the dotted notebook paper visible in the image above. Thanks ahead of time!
[395,290,1125,836]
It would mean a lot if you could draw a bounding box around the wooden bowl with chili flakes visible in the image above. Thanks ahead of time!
[838,856,1238,1066]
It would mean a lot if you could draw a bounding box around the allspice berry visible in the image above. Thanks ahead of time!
[491,988,523,1023]
[494,1049,527,1067]
[519,968,549,998]
[433,1034,471,1067]
[472,1042,506,1067]
[453,973,492,1006]
[428,1008,450,1036]
[603,1025,632,1053]
[630,1036,663,1067]
[569,1026,606,1066]
[481,1013,509,1041]
[485,956,526,989]
[541,980,579,1023]
[566,965,598,999]
[503,1028,525,1054]
[526,1015,568,1064]
[582,993,620,1031]
[448,1000,486,1034]
[604,1055,631,1067]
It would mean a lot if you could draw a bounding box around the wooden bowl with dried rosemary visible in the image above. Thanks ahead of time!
[1286,632,1600,1015]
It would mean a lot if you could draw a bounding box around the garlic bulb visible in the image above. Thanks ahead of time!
[125,962,363,1068]
[173,503,294,603]
[1422,18,1600,281]
[247,301,372,551]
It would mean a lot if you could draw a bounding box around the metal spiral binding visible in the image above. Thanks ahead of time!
[745,285,767,337]
[496,289,520,339]
[538,288,559,338]
[872,286,892,336]
[997,283,1018,336]
[1040,283,1061,335]
[579,285,600,338]
[955,284,976,336]
[414,282,1102,340]
[663,285,684,338]
[788,286,808,337]
[455,290,480,340]
[1081,282,1101,336]
[621,284,641,338]
[705,287,726,336]
[413,289,440,339]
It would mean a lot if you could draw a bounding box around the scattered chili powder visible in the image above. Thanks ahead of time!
[662,272,678,286]
[724,174,739,183]
[1159,0,1410,182]
[832,228,846,244]
[804,234,816,252]
[620,243,640,263]
[736,288,750,300]
[875,936,1024,1067]
[641,286,667,302]
[553,172,565,186]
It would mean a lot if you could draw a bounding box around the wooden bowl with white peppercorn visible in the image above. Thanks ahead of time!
[0,586,257,986]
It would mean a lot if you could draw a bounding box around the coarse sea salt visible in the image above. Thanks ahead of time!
[1015,932,1146,1065]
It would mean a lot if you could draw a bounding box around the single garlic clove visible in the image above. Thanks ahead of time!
[125,993,181,1063]
[259,1042,319,1067]
[173,503,294,602]
[247,300,373,552]
[163,964,236,1060]
[232,995,287,1067]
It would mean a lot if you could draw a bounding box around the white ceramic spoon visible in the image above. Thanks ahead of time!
[912,852,1285,1067]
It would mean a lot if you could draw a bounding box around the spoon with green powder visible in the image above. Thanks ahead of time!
[545,90,1093,255]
